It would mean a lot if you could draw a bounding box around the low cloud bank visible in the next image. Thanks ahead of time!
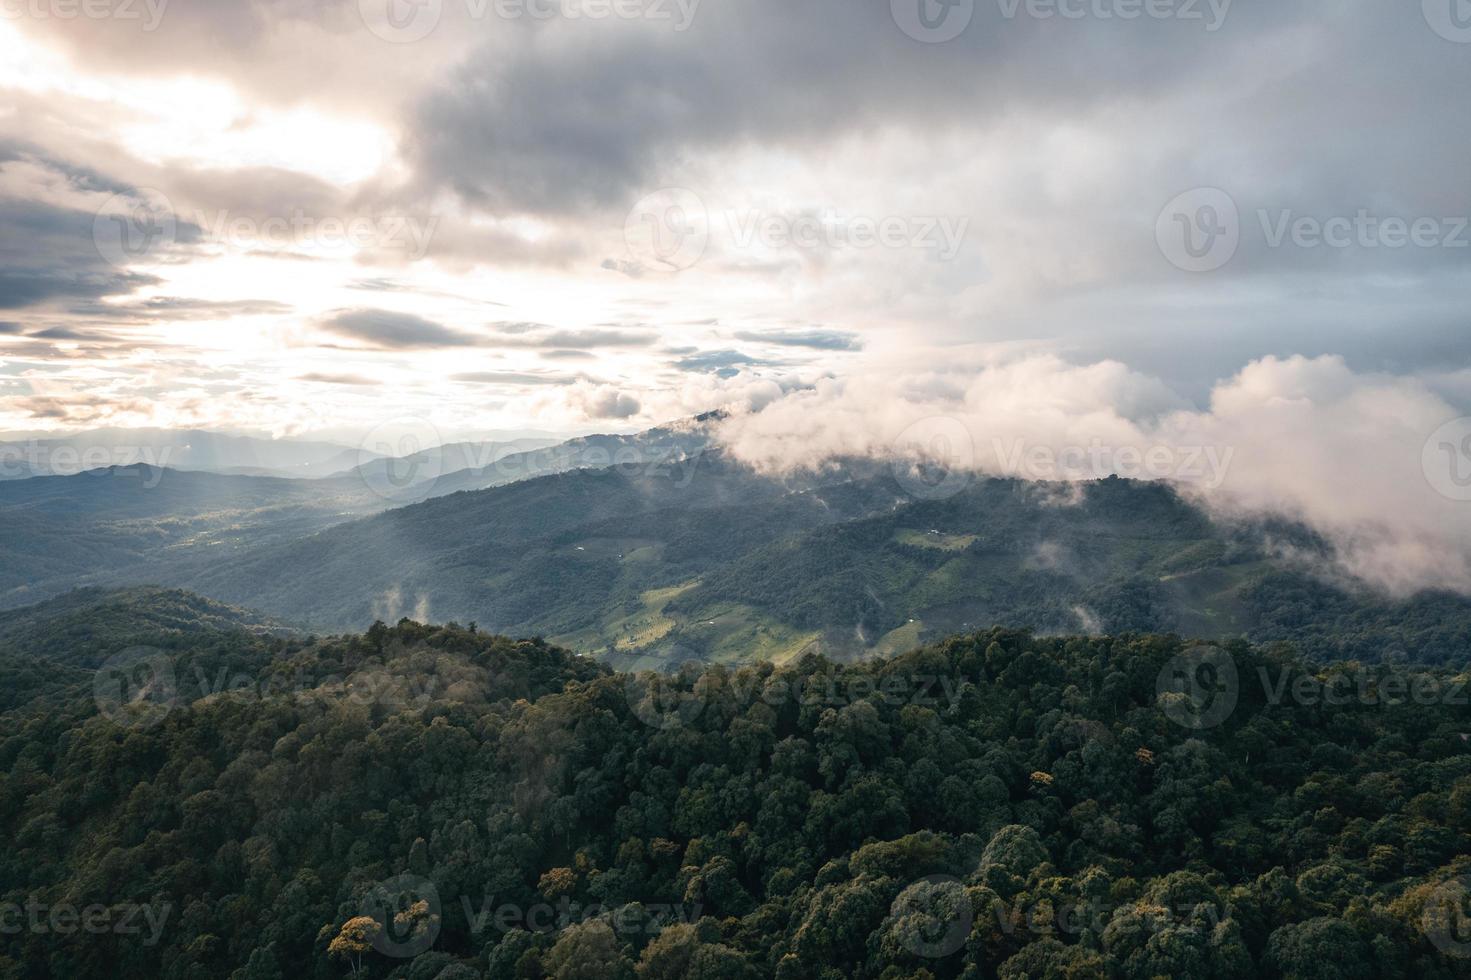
[713,353,1471,597]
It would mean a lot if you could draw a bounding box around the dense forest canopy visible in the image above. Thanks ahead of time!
[0,599,1467,978]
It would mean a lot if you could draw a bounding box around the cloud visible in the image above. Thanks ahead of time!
[0,199,158,310]
[734,328,862,351]
[674,349,778,378]
[25,327,127,342]
[484,325,660,350]
[70,297,293,322]
[405,2,1337,220]
[297,372,377,386]
[321,309,480,350]
[569,383,643,420]
[452,371,576,386]
[715,352,1471,597]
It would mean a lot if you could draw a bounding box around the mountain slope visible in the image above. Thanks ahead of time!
[0,418,723,610]
[0,465,401,607]
[0,428,369,480]
[173,453,891,637]
[131,453,1471,665]
[0,586,292,668]
[0,619,1466,977]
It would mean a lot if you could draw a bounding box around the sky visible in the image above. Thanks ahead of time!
[1,0,1470,589]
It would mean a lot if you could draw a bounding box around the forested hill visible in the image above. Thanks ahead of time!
[8,442,1471,667]
[1,614,1468,978]
[159,457,1471,666]
[0,586,292,667]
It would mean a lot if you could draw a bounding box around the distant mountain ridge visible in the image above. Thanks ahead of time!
[0,428,372,481]
[0,585,292,669]
[143,457,1471,666]
[4,416,1470,667]
[0,417,719,609]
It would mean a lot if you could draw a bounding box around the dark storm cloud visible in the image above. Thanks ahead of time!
[322,309,481,349]
[405,0,1471,338]
[409,0,1302,216]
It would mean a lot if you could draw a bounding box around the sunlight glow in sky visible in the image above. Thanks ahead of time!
[0,3,1467,443]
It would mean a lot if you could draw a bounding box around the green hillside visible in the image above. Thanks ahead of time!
[135,460,1471,667]
[0,604,1467,978]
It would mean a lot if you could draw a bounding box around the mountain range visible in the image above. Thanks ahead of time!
[3,418,1468,667]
